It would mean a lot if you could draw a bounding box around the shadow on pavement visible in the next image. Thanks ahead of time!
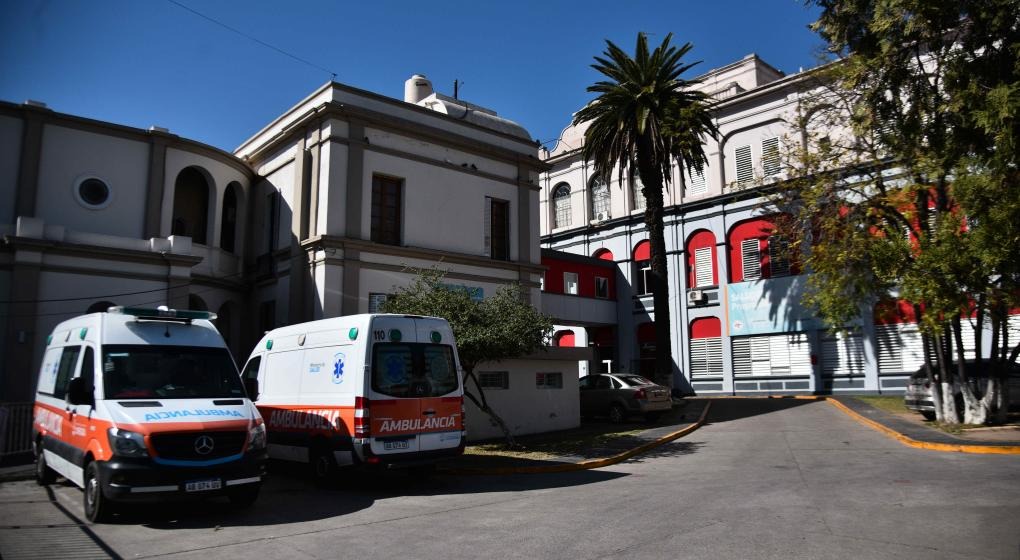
[619,440,705,464]
[126,460,627,530]
[701,397,815,426]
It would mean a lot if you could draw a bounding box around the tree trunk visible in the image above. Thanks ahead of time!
[953,318,986,425]
[635,136,675,390]
[933,332,960,425]
[462,366,516,447]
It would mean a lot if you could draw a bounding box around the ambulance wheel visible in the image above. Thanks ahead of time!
[35,444,56,486]
[311,447,337,485]
[84,462,115,523]
[228,483,261,509]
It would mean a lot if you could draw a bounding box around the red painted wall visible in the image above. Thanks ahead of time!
[633,240,650,261]
[686,229,718,287]
[728,218,775,283]
[542,256,616,300]
[555,330,575,347]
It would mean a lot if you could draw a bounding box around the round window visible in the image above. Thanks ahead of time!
[74,177,111,209]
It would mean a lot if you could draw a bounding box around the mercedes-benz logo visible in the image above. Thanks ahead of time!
[194,435,215,455]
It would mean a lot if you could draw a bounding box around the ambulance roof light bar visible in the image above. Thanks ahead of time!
[107,306,217,322]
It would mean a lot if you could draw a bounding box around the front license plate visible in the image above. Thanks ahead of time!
[383,440,409,451]
[185,479,222,492]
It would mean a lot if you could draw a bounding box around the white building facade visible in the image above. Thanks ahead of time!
[538,54,1009,396]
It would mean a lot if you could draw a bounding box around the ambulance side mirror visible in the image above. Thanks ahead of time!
[67,377,94,407]
[244,378,260,401]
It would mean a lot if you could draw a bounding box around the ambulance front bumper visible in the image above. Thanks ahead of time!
[97,449,268,501]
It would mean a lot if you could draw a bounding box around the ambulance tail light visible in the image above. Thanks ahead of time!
[354,397,370,438]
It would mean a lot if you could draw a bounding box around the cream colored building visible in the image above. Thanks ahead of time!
[2,78,586,441]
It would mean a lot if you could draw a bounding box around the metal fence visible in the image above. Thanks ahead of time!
[0,402,34,460]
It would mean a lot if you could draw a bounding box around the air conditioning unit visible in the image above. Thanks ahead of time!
[589,211,610,225]
[687,289,706,305]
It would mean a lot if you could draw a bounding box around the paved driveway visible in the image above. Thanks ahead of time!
[2,399,1018,559]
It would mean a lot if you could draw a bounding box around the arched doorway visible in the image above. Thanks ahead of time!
[172,166,211,244]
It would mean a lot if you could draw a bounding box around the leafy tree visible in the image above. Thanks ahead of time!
[381,267,553,444]
[573,32,717,387]
[770,0,1020,424]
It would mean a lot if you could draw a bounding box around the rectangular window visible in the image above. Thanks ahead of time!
[821,331,865,377]
[485,197,510,260]
[636,264,652,295]
[741,239,761,281]
[768,236,790,277]
[371,175,402,245]
[564,272,579,295]
[368,293,389,313]
[265,191,279,254]
[694,247,714,287]
[595,276,609,299]
[478,371,509,390]
[536,372,563,389]
[735,145,754,184]
[762,137,781,176]
[686,166,707,196]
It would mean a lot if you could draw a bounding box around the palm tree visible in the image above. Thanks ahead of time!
[573,32,716,388]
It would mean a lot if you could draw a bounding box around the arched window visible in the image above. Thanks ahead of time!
[727,215,794,282]
[554,330,576,347]
[86,301,115,314]
[689,317,722,378]
[590,178,610,220]
[220,182,240,253]
[188,294,207,311]
[172,167,211,245]
[592,248,615,261]
[553,183,571,228]
[686,230,717,288]
[633,240,651,295]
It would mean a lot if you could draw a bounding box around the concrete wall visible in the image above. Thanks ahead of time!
[465,357,582,441]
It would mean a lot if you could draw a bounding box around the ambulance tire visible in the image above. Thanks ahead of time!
[35,443,56,486]
[228,483,261,509]
[310,447,338,485]
[84,462,115,523]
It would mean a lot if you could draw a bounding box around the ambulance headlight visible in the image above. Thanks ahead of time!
[107,428,148,458]
[248,423,266,451]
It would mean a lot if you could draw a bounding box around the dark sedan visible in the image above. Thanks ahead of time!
[579,374,672,423]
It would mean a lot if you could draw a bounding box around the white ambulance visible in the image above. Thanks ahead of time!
[242,314,466,480]
[33,307,267,522]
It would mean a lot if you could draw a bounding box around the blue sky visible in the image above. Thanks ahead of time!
[0,1,825,153]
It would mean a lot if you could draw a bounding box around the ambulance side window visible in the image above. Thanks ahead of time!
[242,356,262,401]
[78,347,95,399]
[242,356,261,380]
[50,346,82,400]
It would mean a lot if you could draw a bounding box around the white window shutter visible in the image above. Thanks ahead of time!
[694,247,714,287]
[687,166,707,196]
[735,145,753,183]
[768,236,790,277]
[741,238,761,280]
[762,137,781,176]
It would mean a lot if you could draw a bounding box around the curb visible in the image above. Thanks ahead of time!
[440,401,713,475]
[704,394,1020,455]
[823,398,1020,455]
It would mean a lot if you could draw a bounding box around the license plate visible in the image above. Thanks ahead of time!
[383,440,409,451]
[185,479,222,492]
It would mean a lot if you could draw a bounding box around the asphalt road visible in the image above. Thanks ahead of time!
[2,399,1019,560]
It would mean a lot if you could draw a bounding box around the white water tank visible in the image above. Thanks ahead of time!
[404,74,434,103]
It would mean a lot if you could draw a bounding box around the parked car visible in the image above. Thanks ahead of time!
[579,374,671,423]
[904,361,1020,420]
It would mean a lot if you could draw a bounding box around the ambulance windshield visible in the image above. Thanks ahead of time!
[371,343,459,398]
[102,345,244,399]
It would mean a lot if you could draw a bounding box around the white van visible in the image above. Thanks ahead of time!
[242,314,466,479]
[33,307,267,522]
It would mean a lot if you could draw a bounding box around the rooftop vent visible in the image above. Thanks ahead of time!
[404,74,434,104]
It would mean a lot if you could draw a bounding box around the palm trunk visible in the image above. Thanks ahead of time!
[635,138,674,390]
